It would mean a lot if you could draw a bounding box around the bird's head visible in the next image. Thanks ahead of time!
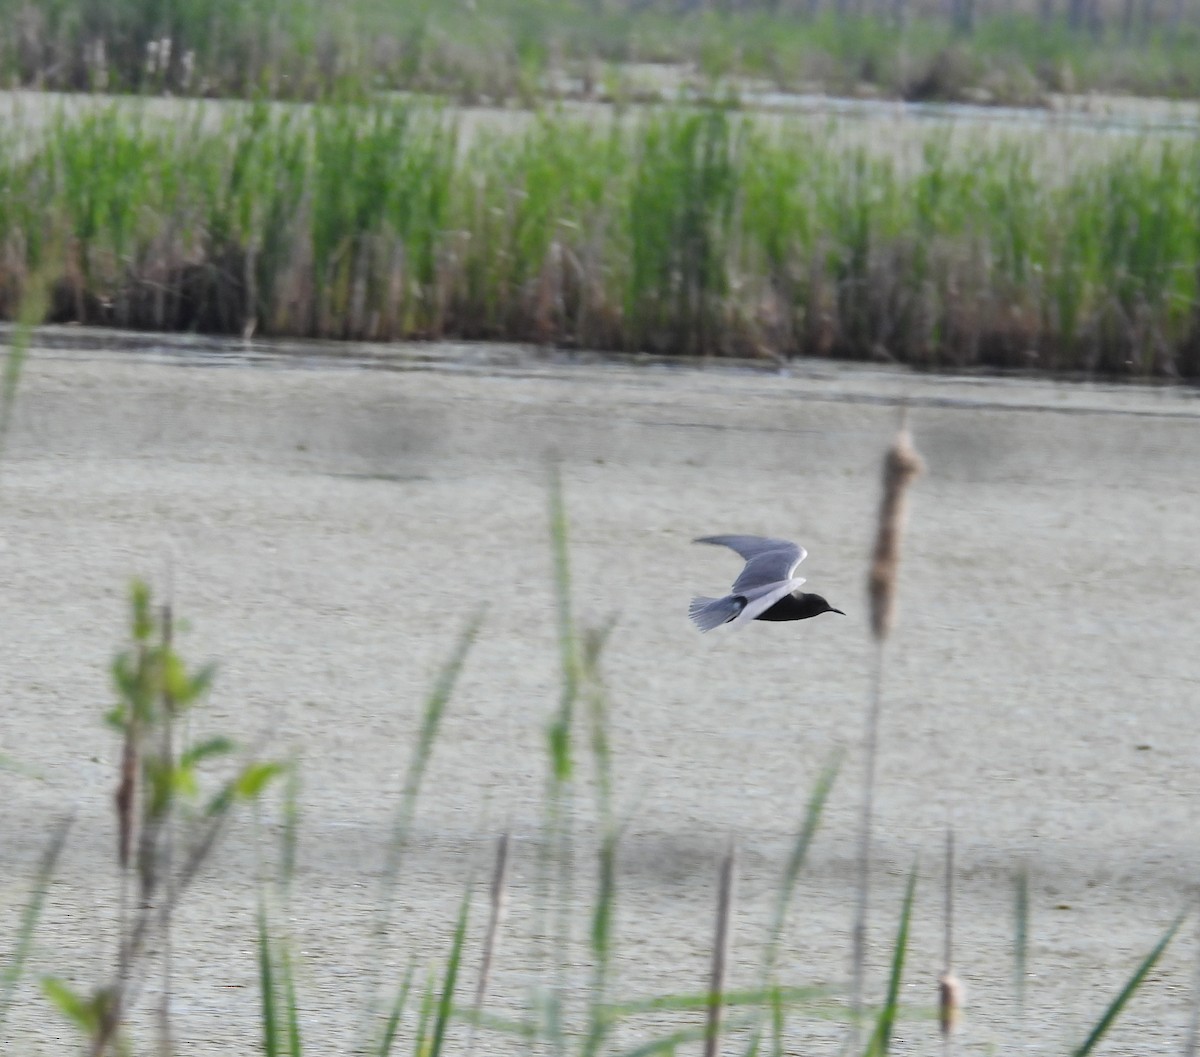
[809,595,846,617]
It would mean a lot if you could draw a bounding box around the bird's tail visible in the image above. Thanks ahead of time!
[689,595,743,632]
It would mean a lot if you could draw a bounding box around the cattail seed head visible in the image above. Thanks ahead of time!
[868,423,924,641]
[938,971,965,1035]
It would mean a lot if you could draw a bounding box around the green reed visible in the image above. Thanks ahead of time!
[2,98,1200,375]
[625,109,740,355]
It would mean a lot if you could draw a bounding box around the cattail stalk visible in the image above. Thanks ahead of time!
[943,827,954,981]
[705,841,737,1057]
[852,417,923,1037]
[939,825,963,1045]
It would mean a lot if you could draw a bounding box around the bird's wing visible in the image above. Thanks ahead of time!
[728,578,807,627]
[694,535,807,591]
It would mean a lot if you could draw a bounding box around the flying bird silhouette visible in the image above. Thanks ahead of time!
[688,535,845,632]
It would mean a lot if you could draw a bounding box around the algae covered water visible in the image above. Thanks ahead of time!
[2,327,1199,1051]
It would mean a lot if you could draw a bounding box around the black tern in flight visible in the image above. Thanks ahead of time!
[688,535,845,632]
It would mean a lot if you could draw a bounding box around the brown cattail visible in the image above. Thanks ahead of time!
[851,416,925,1037]
[868,419,924,641]
[938,971,965,1035]
[939,826,964,1041]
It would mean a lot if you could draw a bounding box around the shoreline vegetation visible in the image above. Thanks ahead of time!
[2,0,1200,106]
[2,98,1198,377]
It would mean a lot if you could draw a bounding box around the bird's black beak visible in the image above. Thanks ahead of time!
[831,608,846,615]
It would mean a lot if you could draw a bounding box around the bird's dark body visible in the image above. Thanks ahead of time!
[738,592,839,623]
[688,534,844,632]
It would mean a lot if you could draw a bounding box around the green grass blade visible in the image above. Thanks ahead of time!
[428,887,472,1057]
[280,757,302,894]
[1070,912,1185,1057]
[770,984,785,1057]
[363,610,482,1048]
[541,462,580,1057]
[282,942,302,1057]
[547,462,577,783]
[0,268,50,460]
[41,975,102,1037]
[377,962,414,1057]
[257,898,280,1057]
[739,758,839,1057]
[1013,865,1029,1019]
[384,609,485,884]
[864,863,918,1057]
[582,615,617,825]
[745,1030,762,1057]
[765,756,841,979]
[583,831,617,1057]
[0,816,72,1035]
[412,977,437,1056]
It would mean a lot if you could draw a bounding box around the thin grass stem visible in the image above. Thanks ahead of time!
[468,831,511,1057]
[0,816,73,1035]
[705,839,737,1057]
[851,641,886,1040]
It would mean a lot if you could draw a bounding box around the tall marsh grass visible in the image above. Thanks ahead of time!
[4,100,1200,376]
